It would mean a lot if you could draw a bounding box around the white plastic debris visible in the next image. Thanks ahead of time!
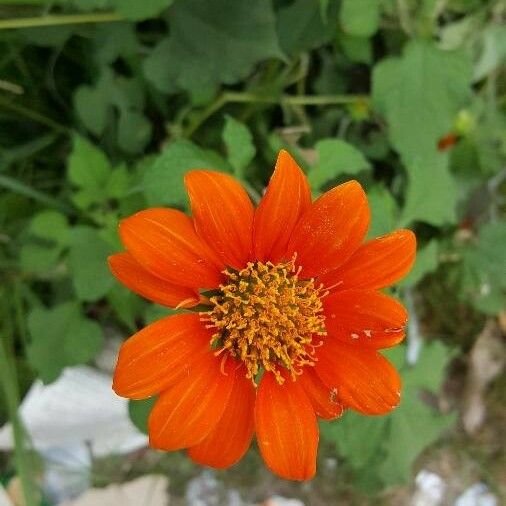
[262,497,305,506]
[0,366,147,504]
[0,484,13,506]
[411,470,447,506]
[454,483,498,506]
[186,471,244,506]
[0,365,147,456]
[60,475,169,506]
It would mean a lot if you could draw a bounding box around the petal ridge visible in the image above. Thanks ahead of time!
[108,252,199,308]
[119,208,224,289]
[255,372,318,481]
[253,150,312,263]
[185,170,254,269]
[287,180,370,278]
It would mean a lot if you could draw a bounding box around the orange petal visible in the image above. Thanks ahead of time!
[185,170,254,270]
[188,367,255,469]
[323,290,408,348]
[298,366,344,420]
[319,230,416,291]
[255,372,318,481]
[119,208,224,290]
[315,340,401,415]
[113,313,212,399]
[148,352,236,451]
[287,181,370,279]
[108,252,199,308]
[253,150,312,263]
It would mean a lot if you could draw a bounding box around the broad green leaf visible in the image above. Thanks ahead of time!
[378,397,456,484]
[117,109,153,155]
[372,39,472,165]
[308,139,371,189]
[67,134,110,190]
[29,210,69,247]
[107,285,143,332]
[367,185,399,239]
[473,25,506,82]
[321,413,385,470]
[68,227,115,302]
[143,139,230,207]
[27,303,103,384]
[74,70,151,153]
[74,85,109,136]
[398,239,439,287]
[128,398,157,434]
[340,0,380,37]
[400,156,458,227]
[113,0,174,20]
[461,222,506,314]
[277,0,338,55]
[93,23,138,65]
[339,33,372,64]
[20,244,61,273]
[143,0,282,97]
[222,116,256,176]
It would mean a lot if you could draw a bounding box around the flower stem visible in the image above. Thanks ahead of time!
[0,12,123,30]
[184,91,369,137]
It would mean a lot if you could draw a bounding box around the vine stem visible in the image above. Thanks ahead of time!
[0,338,38,506]
[0,12,123,30]
[184,92,369,137]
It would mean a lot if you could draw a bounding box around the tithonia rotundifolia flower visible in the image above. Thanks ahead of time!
[108,150,416,481]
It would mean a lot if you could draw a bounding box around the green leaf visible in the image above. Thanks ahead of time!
[27,302,103,384]
[67,134,113,208]
[117,109,153,155]
[143,139,230,207]
[473,25,506,82]
[372,39,472,165]
[113,0,174,21]
[400,156,458,226]
[399,239,439,287]
[93,23,139,65]
[29,210,69,247]
[461,222,506,314]
[68,226,115,302]
[339,33,372,64]
[222,116,256,176]
[74,70,151,153]
[277,0,338,55]
[107,285,143,332]
[340,0,380,37]
[308,139,371,190]
[367,185,399,239]
[74,85,109,136]
[128,398,157,434]
[68,134,110,190]
[20,244,61,273]
[143,0,283,97]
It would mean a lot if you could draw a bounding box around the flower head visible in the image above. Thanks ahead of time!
[108,150,416,481]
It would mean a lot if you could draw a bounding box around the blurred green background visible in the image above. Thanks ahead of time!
[0,0,504,505]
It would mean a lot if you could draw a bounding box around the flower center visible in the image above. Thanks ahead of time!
[201,259,327,384]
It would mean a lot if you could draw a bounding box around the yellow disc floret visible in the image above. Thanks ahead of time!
[201,259,327,384]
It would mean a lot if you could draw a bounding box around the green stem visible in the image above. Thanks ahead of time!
[0,12,123,30]
[0,339,38,506]
[184,92,369,137]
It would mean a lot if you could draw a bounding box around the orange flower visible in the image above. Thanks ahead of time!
[108,150,416,481]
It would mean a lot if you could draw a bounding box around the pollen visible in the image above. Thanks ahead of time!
[201,259,327,384]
